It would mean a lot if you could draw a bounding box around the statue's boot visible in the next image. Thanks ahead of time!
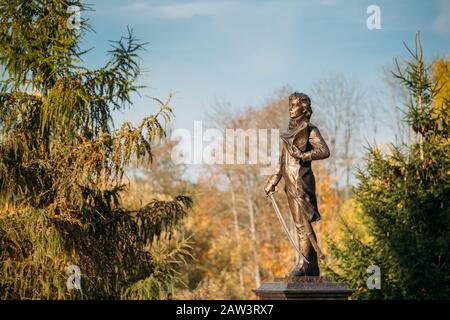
[288,223,311,277]
[289,221,321,276]
[300,223,320,276]
[288,261,308,276]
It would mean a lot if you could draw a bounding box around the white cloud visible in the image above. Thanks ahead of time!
[124,1,232,20]
[434,0,450,35]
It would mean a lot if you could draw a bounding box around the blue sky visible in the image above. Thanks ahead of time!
[81,0,449,138]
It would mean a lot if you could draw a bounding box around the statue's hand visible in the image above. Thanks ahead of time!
[264,182,276,195]
[289,145,310,162]
[288,145,303,159]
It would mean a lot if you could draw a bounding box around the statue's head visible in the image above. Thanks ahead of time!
[289,92,312,119]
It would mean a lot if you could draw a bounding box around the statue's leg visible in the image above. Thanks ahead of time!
[303,221,320,276]
[286,192,320,276]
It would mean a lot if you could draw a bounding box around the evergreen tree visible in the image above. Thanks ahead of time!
[329,35,450,299]
[0,0,191,299]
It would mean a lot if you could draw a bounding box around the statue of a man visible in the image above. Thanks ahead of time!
[264,92,330,276]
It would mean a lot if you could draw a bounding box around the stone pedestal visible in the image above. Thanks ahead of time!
[253,276,354,300]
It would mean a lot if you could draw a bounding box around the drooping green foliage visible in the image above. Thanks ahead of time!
[0,0,192,299]
[329,35,450,299]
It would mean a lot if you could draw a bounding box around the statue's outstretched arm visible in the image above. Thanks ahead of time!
[265,147,284,194]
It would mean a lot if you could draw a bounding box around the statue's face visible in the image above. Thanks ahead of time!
[289,97,302,118]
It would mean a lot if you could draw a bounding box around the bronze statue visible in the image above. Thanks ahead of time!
[265,92,330,276]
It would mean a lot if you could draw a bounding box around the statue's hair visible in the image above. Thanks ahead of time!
[289,92,312,119]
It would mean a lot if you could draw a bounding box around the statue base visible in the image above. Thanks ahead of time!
[253,276,354,300]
